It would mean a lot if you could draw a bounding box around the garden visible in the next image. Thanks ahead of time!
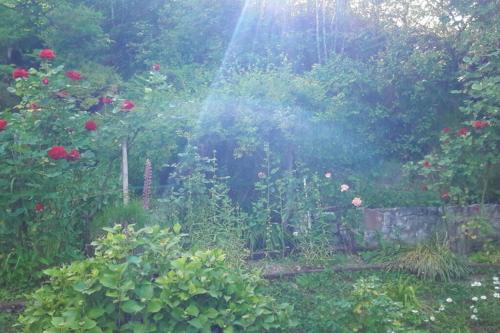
[0,1,499,332]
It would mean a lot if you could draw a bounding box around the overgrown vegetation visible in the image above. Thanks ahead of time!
[0,0,499,331]
[267,270,500,333]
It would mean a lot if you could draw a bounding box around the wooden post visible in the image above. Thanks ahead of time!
[122,138,129,205]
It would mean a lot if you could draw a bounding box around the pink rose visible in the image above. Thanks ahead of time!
[352,197,362,207]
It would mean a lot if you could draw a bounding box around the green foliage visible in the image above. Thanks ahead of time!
[18,224,294,332]
[1,0,499,298]
[409,2,499,205]
[268,269,500,333]
[0,61,120,287]
[385,277,421,309]
[0,51,175,288]
[39,3,109,64]
[335,276,423,333]
[386,237,470,281]
[468,241,500,264]
[267,272,424,333]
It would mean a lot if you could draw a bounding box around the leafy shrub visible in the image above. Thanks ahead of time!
[334,276,423,333]
[468,240,500,264]
[386,236,469,281]
[384,277,421,309]
[18,224,293,332]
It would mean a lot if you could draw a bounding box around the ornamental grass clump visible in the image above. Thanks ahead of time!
[386,236,469,281]
[18,225,294,333]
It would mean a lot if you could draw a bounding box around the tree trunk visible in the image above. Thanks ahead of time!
[315,0,322,64]
[322,0,328,60]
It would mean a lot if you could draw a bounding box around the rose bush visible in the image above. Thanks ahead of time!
[0,54,131,286]
[409,17,498,207]
[0,48,191,287]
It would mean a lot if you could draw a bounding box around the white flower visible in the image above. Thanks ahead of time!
[292,231,299,237]
[470,305,475,309]
[494,280,500,285]
[480,295,487,300]
[446,298,453,303]
[471,315,478,320]
[473,308,478,313]
[411,310,419,314]
[439,305,445,311]
[493,276,499,281]
[324,171,332,178]
[471,281,482,287]
[424,319,429,323]
[472,297,478,301]
[430,316,435,321]
[494,293,500,298]
[495,286,499,290]
[340,184,349,192]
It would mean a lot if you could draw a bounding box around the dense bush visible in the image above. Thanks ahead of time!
[18,224,294,332]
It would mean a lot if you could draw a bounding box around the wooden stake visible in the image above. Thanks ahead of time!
[122,138,129,205]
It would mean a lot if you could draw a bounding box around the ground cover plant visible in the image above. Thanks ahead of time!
[266,270,500,333]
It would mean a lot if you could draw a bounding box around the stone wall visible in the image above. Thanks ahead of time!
[362,204,500,252]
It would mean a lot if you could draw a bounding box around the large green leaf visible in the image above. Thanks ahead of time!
[121,300,145,314]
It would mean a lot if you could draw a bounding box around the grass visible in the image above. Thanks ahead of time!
[380,236,470,281]
[264,269,500,333]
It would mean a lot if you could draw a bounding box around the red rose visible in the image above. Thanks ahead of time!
[39,48,55,60]
[0,119,7,131]
[65,70,81,80]
[442,127,450,133]
[152,63,161,71]
[472,120,489,129]
[100,96,113,104]
[85,120,97,131]
[66,149,80,161]
[422,160,431,168]
[29,103,40,110]
[458,127,469,136]
[12,68,29,79]
[35,203,45,212]
[48,146,68,160]
[42,77,49,85]
[441,192,450,201]
[121,100,135,111]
